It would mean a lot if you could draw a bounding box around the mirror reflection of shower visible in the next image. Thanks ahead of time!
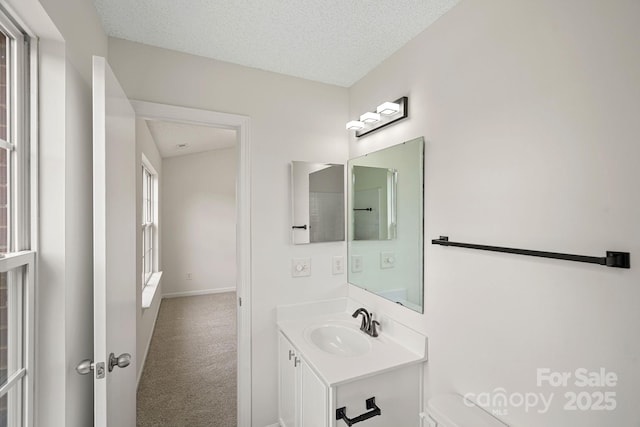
[291,162,345,244]
[352,165,397,241]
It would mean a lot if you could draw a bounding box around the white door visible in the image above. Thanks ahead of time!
[92,55,137,426]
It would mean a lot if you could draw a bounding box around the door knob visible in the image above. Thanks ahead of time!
[108,352,131,372]
[76,359,94,375]
[76,359,106,379]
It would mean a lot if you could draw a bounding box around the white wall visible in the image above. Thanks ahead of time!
[10,0,108,426]
[107,38,349,426]
[162,147,237,296]
[348,0,640,425]
[136,119,163,382]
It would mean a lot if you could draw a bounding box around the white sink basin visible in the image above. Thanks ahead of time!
[305,324,371,357]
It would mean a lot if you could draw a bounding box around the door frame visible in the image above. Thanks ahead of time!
[130,100,252,426]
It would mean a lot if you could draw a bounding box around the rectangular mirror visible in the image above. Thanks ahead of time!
[291,161,345,244]
[347,137,424,312]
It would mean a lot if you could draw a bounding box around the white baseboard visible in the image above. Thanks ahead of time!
[136,298,162,389]
[162,287,236,299]
[265,423,281,427]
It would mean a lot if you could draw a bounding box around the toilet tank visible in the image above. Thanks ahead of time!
[426,394,509,427]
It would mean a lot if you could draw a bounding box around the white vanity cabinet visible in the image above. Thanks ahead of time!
[279,332,328,427]
[278,331,422,427]
[276,299,428,427]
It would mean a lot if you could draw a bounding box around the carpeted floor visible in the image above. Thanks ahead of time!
[137,292,237,426]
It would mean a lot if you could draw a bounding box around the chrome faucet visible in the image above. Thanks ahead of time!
[351,308,380,337]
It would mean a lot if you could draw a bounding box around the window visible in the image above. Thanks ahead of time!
[0,7,35,427]
[141,163,156,288]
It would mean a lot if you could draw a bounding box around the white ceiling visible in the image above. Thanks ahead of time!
[92,0,460,87]
[146,120,236,158]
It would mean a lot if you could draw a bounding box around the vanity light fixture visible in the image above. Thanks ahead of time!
[346,120,365,131]
[346,96,408,138]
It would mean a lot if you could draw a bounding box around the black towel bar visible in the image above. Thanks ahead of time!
[432,236,630,269]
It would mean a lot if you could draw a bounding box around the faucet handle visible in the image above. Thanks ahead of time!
[369,320,380,337]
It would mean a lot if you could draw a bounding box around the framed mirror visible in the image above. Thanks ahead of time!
[291,161,345,244]
[347,137,424,312]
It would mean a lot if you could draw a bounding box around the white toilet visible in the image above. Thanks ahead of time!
[425,394,509,427]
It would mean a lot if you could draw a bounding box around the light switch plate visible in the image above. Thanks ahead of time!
[332,256,344,275]
[380,251,396,269]
[292,258,311,277]
[351,255,363,273]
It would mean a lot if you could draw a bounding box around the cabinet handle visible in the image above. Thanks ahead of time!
[289,350,295,360]
[336,397,381,426]
[294,356,300,367]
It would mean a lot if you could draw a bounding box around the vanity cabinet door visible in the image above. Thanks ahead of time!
[300,359,328,427]
[333,364,421,427]
[279,331,330,427]
[279,333,299,427]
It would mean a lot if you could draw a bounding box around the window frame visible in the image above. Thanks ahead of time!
[0,5,35,427]
[141,156,158,289]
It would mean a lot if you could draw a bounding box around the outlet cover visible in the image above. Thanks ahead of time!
[292,258,311,277]
[351,255,363,273]
[332,256,344,275]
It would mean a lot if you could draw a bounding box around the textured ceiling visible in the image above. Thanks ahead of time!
[93,0,460,87]
[146,120,236,158]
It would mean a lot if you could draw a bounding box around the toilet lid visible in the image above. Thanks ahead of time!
[427,394,508,427]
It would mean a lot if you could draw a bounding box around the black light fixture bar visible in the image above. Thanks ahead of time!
[432,236,630,269]
[355,97,408,138]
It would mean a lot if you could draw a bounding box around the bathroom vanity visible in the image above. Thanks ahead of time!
[276,298,428,427]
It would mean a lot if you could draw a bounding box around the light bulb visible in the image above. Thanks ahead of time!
[376,101,400,115]
[346,120,365,130]
[359,112,380,123]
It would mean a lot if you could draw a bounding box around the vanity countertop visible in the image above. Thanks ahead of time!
[276,298,428,387]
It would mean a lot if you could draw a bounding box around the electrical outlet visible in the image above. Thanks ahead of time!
[380,252,396,269]
[292,258,311,277]
[351,255,363,273]
[186,272,192,280]
[332,256,344,275]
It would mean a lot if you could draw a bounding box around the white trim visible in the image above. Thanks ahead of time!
[0,137,13,150]
[0,250,34,272]
[141,271,162,308]
[0,250,35,427]
[24,248,35,427]
[130,100,252,427]
[136,297,162,389]
[0,368,26,396]
[141,155,158,288]
[162,287,236,299]
[264,424,281,427]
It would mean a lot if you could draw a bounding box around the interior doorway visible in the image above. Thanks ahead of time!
[131,101,252,426]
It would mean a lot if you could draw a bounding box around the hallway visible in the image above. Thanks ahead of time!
[137,293,237,426]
